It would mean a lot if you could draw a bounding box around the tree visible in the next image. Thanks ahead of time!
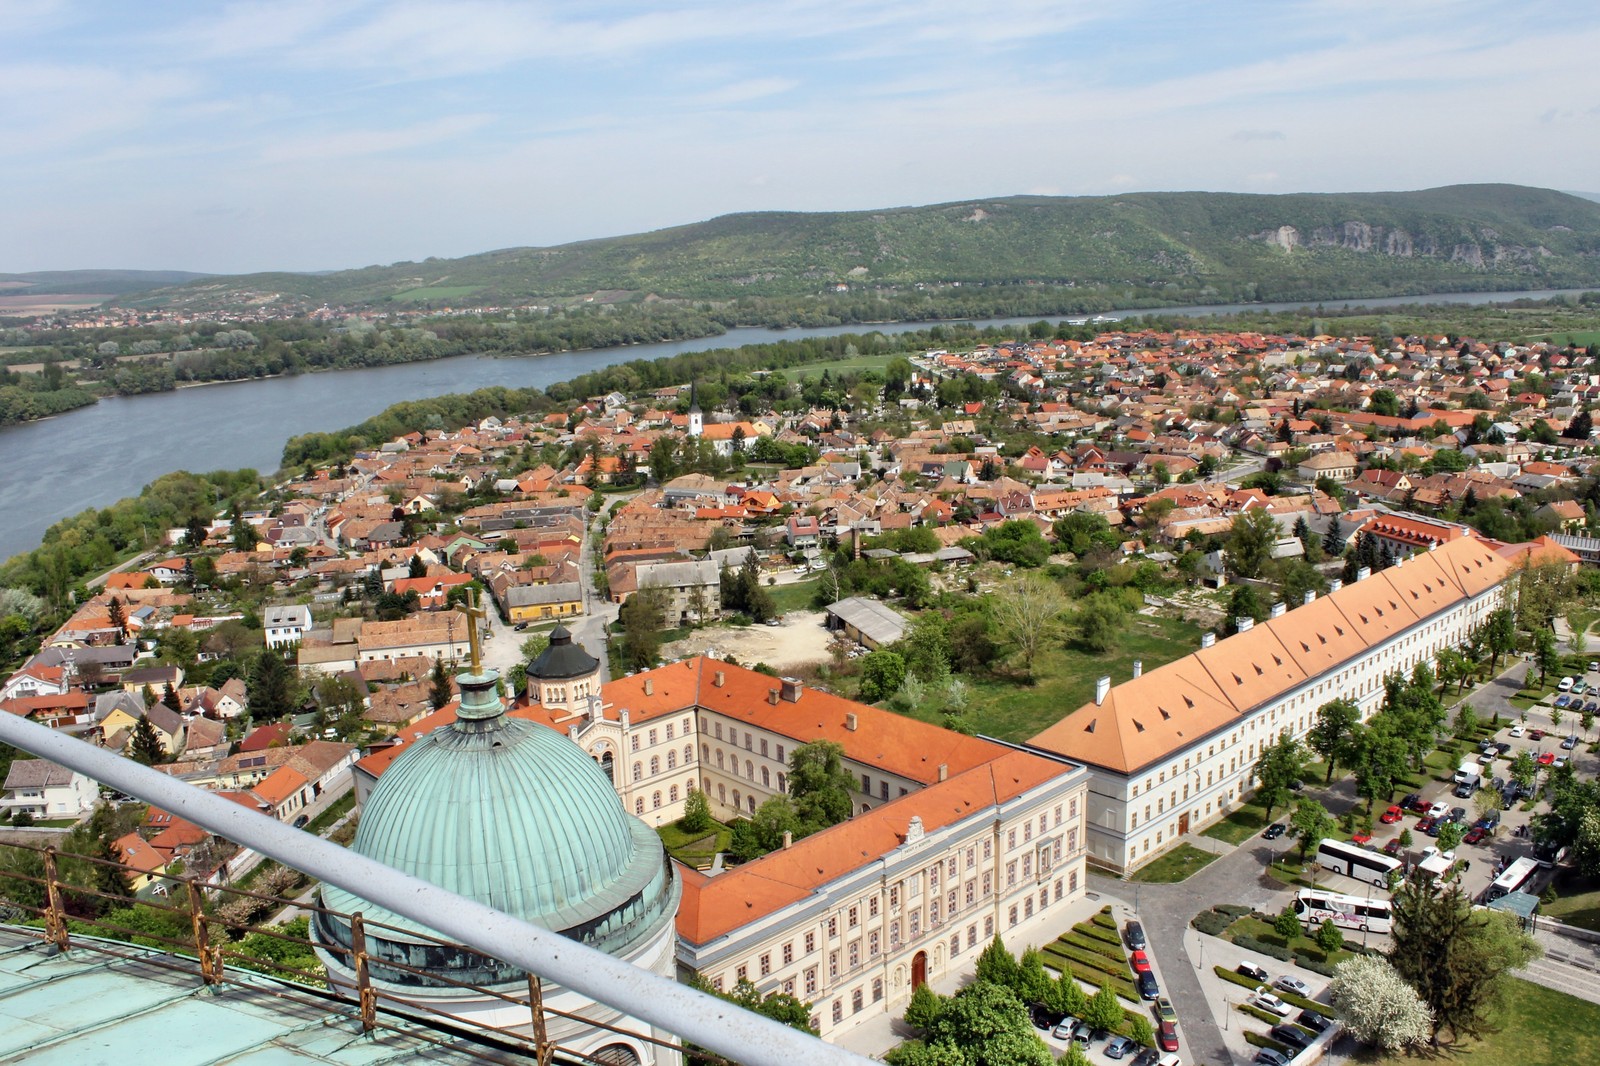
[680,789,714,834]
[1389,875,1540,1039]
[248,647,296,722]
[788,741,855,833]
[1293,514,1319,561]
[1225,506,1280,579]
[129,714,166,765]
[1273,905,1302,941]
[1472,787,1502,825]
[858,650,908,703]
[1045,971,1088,1016]
[1535,626,1560,687]
[1510,750,1538,793]
[107,597,127,641]
[1306,698,1360,783]
[1016,948,1052,1006]
[619,586,668,671]
[1329,954,1432,1051]
[1485,607,1516,674]
[1315,918,1344,954]
[1253,731,1307,821]
[1436,820,1465,853]
[1072,594,1127,653]
[920,981,1053,1066]
[1322,514,1346,557]
[1128,1015,1155,1047]
[729,795,801,861]
[905,981,947,1030]
[973,935,1019,990]
[989,574,1066,676]
[428,656,453,711]
[1290,798,1336,861]
[160,682,181,712]
[1082,985,1123,1033]
[408,553,427,579]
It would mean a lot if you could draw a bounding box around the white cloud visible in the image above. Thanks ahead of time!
[258,114,494,163]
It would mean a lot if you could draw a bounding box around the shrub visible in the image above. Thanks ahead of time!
[1297,956,1337,977]
[1215,903,1253,918]
[1233,934,1293,962]
[1192,910,1231,935]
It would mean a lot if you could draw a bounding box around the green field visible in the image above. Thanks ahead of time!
[1369,978,1600,1066]
[790,354,898,380]
[926,614,1204,743]
[1128,843,1218,883]
[769,577,824,615]
[390,285,480,301]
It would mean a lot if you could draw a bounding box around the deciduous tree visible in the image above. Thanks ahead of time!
[1253,730,1307,822]
[1329,954,1431,1050]
[989,574,1065,676]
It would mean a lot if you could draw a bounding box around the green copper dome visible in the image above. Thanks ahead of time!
[319,668,677,982]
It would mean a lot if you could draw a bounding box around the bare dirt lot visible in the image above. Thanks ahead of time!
[662,609,834,671]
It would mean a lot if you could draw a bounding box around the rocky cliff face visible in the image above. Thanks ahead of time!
[1251,220,1566,271]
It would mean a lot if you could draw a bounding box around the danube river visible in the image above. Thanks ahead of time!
[0,287,1588,564]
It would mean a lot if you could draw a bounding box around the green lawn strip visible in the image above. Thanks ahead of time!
[1238,1003,1286,1026]
[304,792,356,835]
[1540,872,1600,931]
[1089,908,1118,930]
[1202,803,1271,844]
[1047,942,1129,978]
[1365,976,1600,1066]
[1070,924,1127,951]
[1039,953,1139,1002]
[768,578,823,615]
[1212,967,1323,1013]
[1128,843,1218,883]
[1222,915,1351,967]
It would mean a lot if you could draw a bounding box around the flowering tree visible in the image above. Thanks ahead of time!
[1329,955,1431,1051]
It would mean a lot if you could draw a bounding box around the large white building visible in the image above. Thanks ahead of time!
[1027,535,1512,874]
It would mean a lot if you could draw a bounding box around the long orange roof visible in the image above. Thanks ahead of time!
[1028,536,1511,775]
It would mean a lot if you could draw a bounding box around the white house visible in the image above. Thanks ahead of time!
[2,759,99,820]
[263,605,314,649]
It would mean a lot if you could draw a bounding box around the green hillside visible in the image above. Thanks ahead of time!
[126,184,1600,310]
[0,269,211,296]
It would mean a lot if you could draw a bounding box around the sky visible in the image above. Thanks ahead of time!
[5,0,1600,275]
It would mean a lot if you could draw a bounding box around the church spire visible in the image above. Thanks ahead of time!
[687,379,703,437]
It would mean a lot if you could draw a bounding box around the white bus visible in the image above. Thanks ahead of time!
[1485,857,1540,902]
[1315,838,1403,887]
[1294,889,1393,934]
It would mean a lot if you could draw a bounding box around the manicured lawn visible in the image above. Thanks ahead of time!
[1221,914,1364,967]
[1202,802,1272,845]
[1129,843,1218,883]
[1541,872,1600,932]
[305,792,356,836]
[790,354,899,380]
[656,819,733,870]
[1367,977,1600,1066]
[927,614,1204,743]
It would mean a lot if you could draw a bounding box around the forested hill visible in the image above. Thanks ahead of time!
[0,269,211,296]
[126,184,1600,310]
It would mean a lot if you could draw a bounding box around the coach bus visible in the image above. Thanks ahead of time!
[1293,888,1394,934]
[1315,838,1403,887]
[1485,857,1540,902]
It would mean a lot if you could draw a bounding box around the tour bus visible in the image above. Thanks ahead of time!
[1293,888,1394,934]
[1315,838,1403,887]
[1485,857,1540,902]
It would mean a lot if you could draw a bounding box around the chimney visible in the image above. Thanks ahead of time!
[1328,578,1343,593]
[643,678,653,696]
[1235,616,1254,632]
[1132,660,1143,679]
[767,688,780,706]
[1303,589,1316,606]
[1201,631,1217,648]
[938,763,948,782]
[780,677,803,703]
[1270,602,1286,619]
[1356,566,1371,582]
[713,670,725,688]
[845,712,858,731]
[782,830,793,849]
[1095,675,1111,705]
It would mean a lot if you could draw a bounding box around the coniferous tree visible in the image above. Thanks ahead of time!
[107,597,127,641]
[160,682,181,712]
[130,714,166,765]
[1322,514,1345,557]
[249,647,296,721]
[429,656,453,711]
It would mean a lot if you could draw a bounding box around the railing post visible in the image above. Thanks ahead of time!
[529,974,556,1066]
[186,879,223,985]
[41,847,69,953]
[350,912,376,1034]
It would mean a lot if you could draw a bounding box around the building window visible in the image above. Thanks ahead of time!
[714,722,723,739]
[968,925,978,948]
[667,750,677,770]
[761,766,771,787]
[1069,870,1078,892]
[829,952,839,978]
[1007,829,1016,849]
[805,931,816,954]
[631,735,640,752]
[861,773,871,792]
[776,744,785,761]
[715,750,725,769]
[649,756,660,775]
[872,977,883,1003]
[783,942,794,965]
[983,839,992,860]
[748,795,756,814]
[736,965,747,982]
[1023,822,1032,842]
[632,762,642,782]
[684,744,694,764]
[805,967,817,995]
[852,989,863,1014]
[652,791,661,809]
[869,930,879,956]
[832,1001,842,1025]
[683,717,691,735]
[910,912,920,937]
[665,723,674,741]
[760,953,771,977]
[760,738,769,756]
[649,729,657,745]
[966,847,976,870]
[827,917,838,938]
[777,772,786,791]
[869,896,879,918]
[930,900,940,924]
[948,889,957,915]
[745,759,754,779]
[889,885,899,908]
[1006,861,1017,888]
[982,873,992,896]
[669,785,679,802]
[1024,897,1033,920]
[984,916,994,936]
[848,941,859,968]
[965,881,975,905]
[1008,905,1018,927]
[848,905,859,928]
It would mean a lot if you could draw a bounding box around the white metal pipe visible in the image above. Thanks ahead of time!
[0,712,873,1066]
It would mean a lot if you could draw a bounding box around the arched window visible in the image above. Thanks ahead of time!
[649,756,660,775]
[669,785,679,802]
[733,789,741,809]
[599,753,614,782]
[632,762,642,782]
[718,784,726,803]
[684,744,694,764]
[777,772,786,792]
[747,795,756,814]
[761,766,770,787]
[715,750,725,768]
[701,743,710,761]
[744,759,754,780]
[652,791,662,809]
[667,750,677,770]
[635,798,644,814]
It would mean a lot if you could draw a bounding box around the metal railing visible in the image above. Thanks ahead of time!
[0,710,873,1066]
[0,836,685,1066]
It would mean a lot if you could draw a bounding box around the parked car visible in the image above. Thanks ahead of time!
[1238,962,1270,983]
[1131,1051,1161,1066]
[1401,792,1425,813]
[1297,1009,1332,1033]
[1539,752,1557,766]
[1570,735,1587,750]
[1271,1024,1313,1050]
[1427,801,1450,819]
[1051,1017,1081,1040]
[1274,975,1310,997]
[1555,694,1572,709]
[1031,1004,1064,1031]
[1448,806,1468,823]
[1530,728,1547,741]
[1157,1020,1179,1052]
[1510,723,1527,738]
[1129,949,1152,974]
[1473,811,1501,830]
[1124,920,1146,950]
[1248,988,1293,1016]
[1494,742,1512,756]
[1254,1051,1289,1066]
[1464,827,1490,845]
[1555,755,1570,769]
[1559,677,1574,692]
[1383,837,1404,856]
[1585,701,1599,715]
[1154,996,1177,1024]
[1262,823,1286,840]
[1349,831,1373,845]
[1590,660,1598,673]
[1417,816,1440,835]
[1454,780,1478,798]
[1576,679,1588,695]
[1105,1036,1137,1059]
[1380,805,1404,824]
[1137,971,1160,1000]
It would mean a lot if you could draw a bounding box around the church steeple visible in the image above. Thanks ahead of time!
[687,380,703,437]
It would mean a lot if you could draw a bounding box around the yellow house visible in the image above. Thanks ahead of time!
[100,702,186,758]
[113,832,165,893]
[504,581,585,624]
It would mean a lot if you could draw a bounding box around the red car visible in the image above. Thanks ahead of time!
[1130,950,1152,973]
[1530,728,1546,741]
[1158,1020,1179,1052]
[1383,837,1404,856]
[1464,827,1489,845]
[1538,752,1556,766]
[1380,805,1404,824]
[1349,832,1373,845]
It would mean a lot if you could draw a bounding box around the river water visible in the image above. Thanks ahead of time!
[0,286,1589,564]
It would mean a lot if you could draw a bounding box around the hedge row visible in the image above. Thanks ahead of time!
[1192,910,1231,936]
[1063,929,1127,960]
[1232,934,1294,962]
[1090,909,1119,930]
[1244,1031,1291,1054]
[1046,942,1128,979]
[1040,954,1139,1003]
[1073,922,1127,950]
[1215,903,1253,919]
[1238,1003,1282,1025]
